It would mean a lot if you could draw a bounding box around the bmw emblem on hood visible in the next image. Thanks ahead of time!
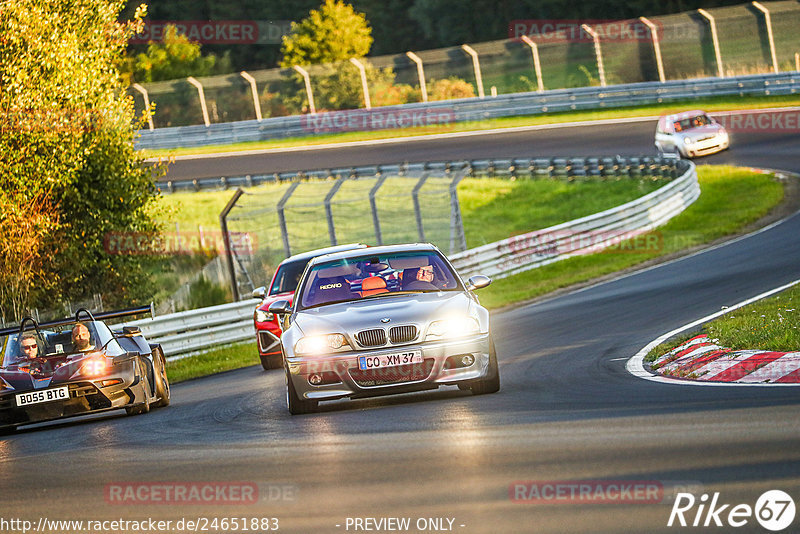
[381,317,391,323]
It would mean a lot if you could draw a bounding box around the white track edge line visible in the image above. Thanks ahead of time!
[626,278,800,386]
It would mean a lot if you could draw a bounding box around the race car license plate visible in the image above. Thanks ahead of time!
[358,350,422,370]
[16,387,69,407]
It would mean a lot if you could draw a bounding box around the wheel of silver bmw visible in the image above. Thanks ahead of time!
[469,336,500,395]
[285,367,317,415]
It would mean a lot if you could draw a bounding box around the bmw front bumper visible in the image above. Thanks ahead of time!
[286,333,492,401]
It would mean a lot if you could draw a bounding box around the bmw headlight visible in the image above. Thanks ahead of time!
[426,317,480,340]
[255,309,274,323]
[294,334,349,355]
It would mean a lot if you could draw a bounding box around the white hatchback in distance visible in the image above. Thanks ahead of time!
[655,110,729,158]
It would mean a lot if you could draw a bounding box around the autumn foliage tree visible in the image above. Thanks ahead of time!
[0,0,163,322]
[280,0,399,111]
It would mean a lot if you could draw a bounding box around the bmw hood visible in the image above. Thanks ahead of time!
[293,292,479,335]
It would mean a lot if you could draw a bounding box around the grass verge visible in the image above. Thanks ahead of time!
[160,175,666,248]
[168,341,259,383]
[168,165,786,383]
[141,93,800,158]
[646,283,800,364]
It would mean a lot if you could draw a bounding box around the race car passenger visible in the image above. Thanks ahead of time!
[71,323,93,352]
[19,333,39,360]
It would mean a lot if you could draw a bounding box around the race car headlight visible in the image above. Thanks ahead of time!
[255,309,274,323]
[426,317,480,340]
[684,137,693,145]
[294,334,349,355]
[78,356,109,378]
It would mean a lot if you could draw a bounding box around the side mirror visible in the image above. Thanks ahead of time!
[122,326,141,336]
[466,275,491,291]
[252,286,266,299]
[268,300,292,316]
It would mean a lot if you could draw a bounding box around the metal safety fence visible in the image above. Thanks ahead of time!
[217,154,684,302]
[450,157,696,279]
[131,1,800,137]
[219,163,468,301]
[137,72,800,151]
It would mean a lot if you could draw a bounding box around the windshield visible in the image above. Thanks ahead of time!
[269,259,309,295]
[1,320,123,368]
[673,114,712,132]
[298,251,460,310]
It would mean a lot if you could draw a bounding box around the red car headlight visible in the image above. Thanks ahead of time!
[255,309,274,323]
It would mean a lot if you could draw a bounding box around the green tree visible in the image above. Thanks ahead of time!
[279,0,396,111]
[280,0,373,68]
[121,24,232,84]
[0,0,164,321]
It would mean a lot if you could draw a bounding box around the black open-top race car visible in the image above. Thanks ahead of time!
[0,305,170,432]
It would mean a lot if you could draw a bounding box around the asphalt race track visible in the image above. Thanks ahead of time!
[3,120,800,533]
[160,117,800,181]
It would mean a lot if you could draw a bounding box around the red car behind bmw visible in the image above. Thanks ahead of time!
[252,244,366,369]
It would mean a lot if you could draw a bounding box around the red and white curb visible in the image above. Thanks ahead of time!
[627,278,800,387]
[650,334,800,383]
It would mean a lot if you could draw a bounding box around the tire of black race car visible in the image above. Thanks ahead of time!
[285,367,317,415]
[260,353,282,370]
[153,348,170,408]
[125,358,152,416]
[468,335,500,395]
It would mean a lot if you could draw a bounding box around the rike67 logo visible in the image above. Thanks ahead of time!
[668,490,796,531]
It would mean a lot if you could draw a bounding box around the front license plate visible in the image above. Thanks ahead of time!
[358,350,422,370]
[16,387,69,407]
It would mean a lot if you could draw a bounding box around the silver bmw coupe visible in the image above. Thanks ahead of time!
[269,243,499,414]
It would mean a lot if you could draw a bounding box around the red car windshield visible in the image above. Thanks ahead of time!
[269,259,309,296]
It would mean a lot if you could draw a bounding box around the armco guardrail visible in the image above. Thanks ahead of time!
[138,155,692,357]
[128,299,259,359]
[162,153,683,193]
[450,159,697,279]
[135,72,800,151]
